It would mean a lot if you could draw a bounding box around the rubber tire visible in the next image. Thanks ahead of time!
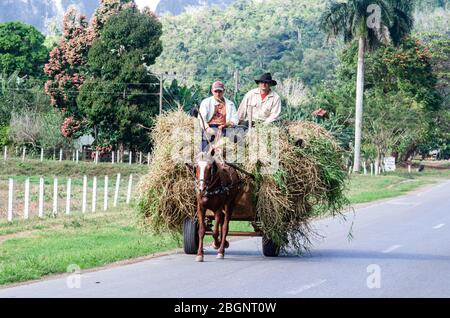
[183,218,199,255]
[262,236,280,257]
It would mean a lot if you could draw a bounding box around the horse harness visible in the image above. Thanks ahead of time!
[193,163,244,198]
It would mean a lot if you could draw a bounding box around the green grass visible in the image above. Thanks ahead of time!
[0,207,181,285]
[0,165,448,286]
[347,168,450,204]
[0,159,148,178]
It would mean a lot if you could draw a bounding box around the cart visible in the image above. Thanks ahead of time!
[182,182,280,257]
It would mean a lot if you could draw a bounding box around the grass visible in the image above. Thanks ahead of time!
[0,158,148,178]
[348,168,450,204]
[0,164,448,287]
[0,207,181,286]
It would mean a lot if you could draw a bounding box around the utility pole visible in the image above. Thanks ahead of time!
[234,68,240,102]
[159,74,163,115]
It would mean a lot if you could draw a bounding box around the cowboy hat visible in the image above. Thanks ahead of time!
[255,73,277,86]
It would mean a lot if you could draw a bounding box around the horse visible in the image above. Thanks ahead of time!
[189,150,242,262]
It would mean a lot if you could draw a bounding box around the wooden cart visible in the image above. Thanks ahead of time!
[182,182,280,257]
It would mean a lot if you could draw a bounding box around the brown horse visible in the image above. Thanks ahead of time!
[191,151,241,262]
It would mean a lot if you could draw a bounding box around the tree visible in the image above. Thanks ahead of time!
[320,0,414,172]
[44,8,95,115]
[44,0,136,117]
[0,22,49,78]
[77,8,163,153]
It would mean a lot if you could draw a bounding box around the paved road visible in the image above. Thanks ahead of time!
[1,180,450,298]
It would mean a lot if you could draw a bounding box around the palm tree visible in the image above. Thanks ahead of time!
[320,0,413,172]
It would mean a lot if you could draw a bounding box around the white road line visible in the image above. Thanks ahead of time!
[287,279,327,295]
[433,224,445,229]
[382,245,402,253]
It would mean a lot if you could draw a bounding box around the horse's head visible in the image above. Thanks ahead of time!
[190,152,219,195]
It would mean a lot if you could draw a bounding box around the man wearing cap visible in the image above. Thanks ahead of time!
[198,80,239,151]
[238,73,282,125]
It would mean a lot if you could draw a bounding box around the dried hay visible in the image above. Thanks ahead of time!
[137,110,349,253]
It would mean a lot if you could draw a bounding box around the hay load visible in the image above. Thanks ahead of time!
[137,110,349,252]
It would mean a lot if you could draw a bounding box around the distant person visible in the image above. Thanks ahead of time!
[238,73,282,125]
[197,81,239,151]
[417,162,425,172]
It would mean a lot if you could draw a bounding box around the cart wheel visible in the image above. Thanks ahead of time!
[262,236,280,257]
[183,218,199,255]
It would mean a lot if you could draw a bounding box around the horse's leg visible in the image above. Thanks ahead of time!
[196,205,206,262]
[212,212,221,249]
[217,207,233,259]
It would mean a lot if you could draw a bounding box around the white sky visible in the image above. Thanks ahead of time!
[135,0,161,12]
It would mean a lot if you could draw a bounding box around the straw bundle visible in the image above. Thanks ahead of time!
[137,110,349,253]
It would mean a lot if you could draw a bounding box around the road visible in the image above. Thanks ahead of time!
[1,180,450,298]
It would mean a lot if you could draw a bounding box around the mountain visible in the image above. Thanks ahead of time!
[156,0,236,16]
[0,0,99,34]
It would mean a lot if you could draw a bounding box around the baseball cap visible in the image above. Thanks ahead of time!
[212,81,225,91]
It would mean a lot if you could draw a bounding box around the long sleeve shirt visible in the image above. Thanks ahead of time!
[237,88,282,124]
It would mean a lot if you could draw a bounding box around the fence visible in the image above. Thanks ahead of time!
[347,160,413,175]
[0,174,136,222]
[2,146,151,165]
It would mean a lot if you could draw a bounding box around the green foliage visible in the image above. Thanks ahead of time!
[0,22,48,78]
[163,79,203,112]
[0,125,8,146]
[78,8,163,151]
[153,0,338,91]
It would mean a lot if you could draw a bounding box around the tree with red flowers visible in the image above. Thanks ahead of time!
[44,0,136,118]
[44,7,94,116]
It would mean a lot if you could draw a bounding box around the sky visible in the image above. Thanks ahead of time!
[135,0,161,11]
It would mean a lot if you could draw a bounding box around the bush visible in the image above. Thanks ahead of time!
[0,125,9,146]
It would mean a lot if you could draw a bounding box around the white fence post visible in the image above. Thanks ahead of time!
[363,161,367,175]
[82,175,87,213]
[66,178,71,215]
[24,178,30,220]
[92,176,97,212]
[104,175,108,211]
[147,152,150,166]
[129,151,132,165]
[126,174,133,205]
[3,146,7,161]
[117,150,120,163]
[139,152,142,165]
[59,148,63,161]
[39,177,44,218]
[112,151,115,164]
[22,147,26,162]
[113,173,121,207]
[53,177,58,215]
[95,151,99,164]
[8,178,13,222]
[41,148,44,162]
[76,150,79,164]
[408,165,411,173]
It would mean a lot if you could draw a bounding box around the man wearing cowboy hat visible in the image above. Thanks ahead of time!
[238,73,282,125]
[198,80,239,151]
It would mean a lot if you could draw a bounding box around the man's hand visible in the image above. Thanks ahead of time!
[219,122,235,130]
[206,127,215,136]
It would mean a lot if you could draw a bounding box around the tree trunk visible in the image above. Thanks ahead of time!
[353,37,365,173]
[119,142,124,163]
